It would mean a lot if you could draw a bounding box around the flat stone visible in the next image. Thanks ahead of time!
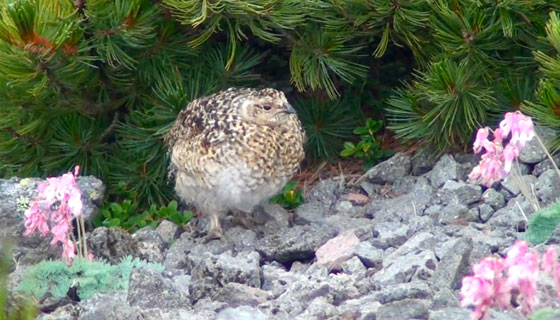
[376,299,428,320]
[366,152,412,184]
[500,174,537,196]
[482,188,505,210]
[371,222,410,249]
[427,155,462,188]
[355,242,384,269]
[258,223,337,264]
[438,180,482,205]
[411,148,438,176]
[372,281,433,304]
[433,237,472,290]
[316,232,360,270]
[536,169,560,206]
[127,268,190,309]
[155,220,182,245]
[87,227,139,264]
[216,306,268,320]
[190,251,261,301]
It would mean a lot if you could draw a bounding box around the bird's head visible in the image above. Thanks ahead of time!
[236,88,297,127]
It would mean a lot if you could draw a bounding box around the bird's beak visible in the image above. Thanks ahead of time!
[283,103,296,114]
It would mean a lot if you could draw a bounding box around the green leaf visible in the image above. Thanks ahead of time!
[106,218,121,227]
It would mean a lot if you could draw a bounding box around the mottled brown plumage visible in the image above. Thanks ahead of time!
[166,87,305,238]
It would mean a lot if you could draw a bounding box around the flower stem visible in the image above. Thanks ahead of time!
[534,133,560,181]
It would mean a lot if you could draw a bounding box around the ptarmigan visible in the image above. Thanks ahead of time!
[166,87,305,239]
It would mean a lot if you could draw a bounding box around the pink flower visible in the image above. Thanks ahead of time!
[461,257,511,320]
[22,165,83,264]
[24,202,49,237]
[469,154,506,187]
[473,128,490,153]
[502,144,518,174]
[541,247,560,300]
[61,238,76,263]
[505,242,539,314]
[500,112,535,149]
[469,112,535,187]
[50,221,70,246]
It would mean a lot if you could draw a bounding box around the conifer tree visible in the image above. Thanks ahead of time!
[1,0,559,207]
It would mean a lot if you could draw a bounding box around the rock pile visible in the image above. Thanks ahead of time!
[3,134,560,319]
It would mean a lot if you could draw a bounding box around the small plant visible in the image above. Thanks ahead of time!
[341,118,394,170]
[270,181,304,210]
[1,244,36,320]
[94,200,192,232]
[522,199,560,245]
[461,241,560,320]
[18,256,163,301]
[23,166,89,264]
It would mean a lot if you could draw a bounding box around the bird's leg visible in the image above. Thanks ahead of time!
[204,213,224,242]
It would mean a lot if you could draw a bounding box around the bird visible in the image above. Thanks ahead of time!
[165,87,305,239]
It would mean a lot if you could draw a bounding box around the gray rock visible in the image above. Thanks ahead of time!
[482,188,506,210]
[190,251,261,301]
[225,227,258,252]
[216,306,269,320]
[87,227,139,264]
[0,176,104,266]
[341,256,367,281]
[323,216,375,241]
[478,203,495,222]
[163,233,232,270]
[337,294,381,320]
[371,221,410,249]
[133,227,167,263]
[298,297,339,319]
[536,169,560,206]
[306,179,340,208]
[412,148,439,176]
[373,281,433,304]
[429,308,471,320]
[500,174,537,196]
[431,287,460,309]
[365,178,434,221]
[366,152,412,184]
[430,204,469,225]
[519,126,555,164]
[355,242,384,269]
[127,267,190,309]
[376,299,428,320]
[427,155,462,188]
[155,220,182,245]
[533,153,560,176]
[385,232,440,262]
[294,202,325,224]
[438,180,482,205]
[372,249,437,288]
[488,197,535,231]
[433,238,472,290]
[258,223,336,263]
[215,282,269,306]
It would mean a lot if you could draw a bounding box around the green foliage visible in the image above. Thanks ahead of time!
[293,96,358,162]
[2,0,560,209]
[387,59,496,152]
[93,200,192,232]
[1,244,36,320]
[522,11,560,153]
[341,118,394,171]
[530,308,560,320]
[18,256,163,300]
[521,199,560,245]
[270,181,303,210]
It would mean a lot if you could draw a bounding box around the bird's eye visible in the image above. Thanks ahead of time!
[263,105,272,110]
